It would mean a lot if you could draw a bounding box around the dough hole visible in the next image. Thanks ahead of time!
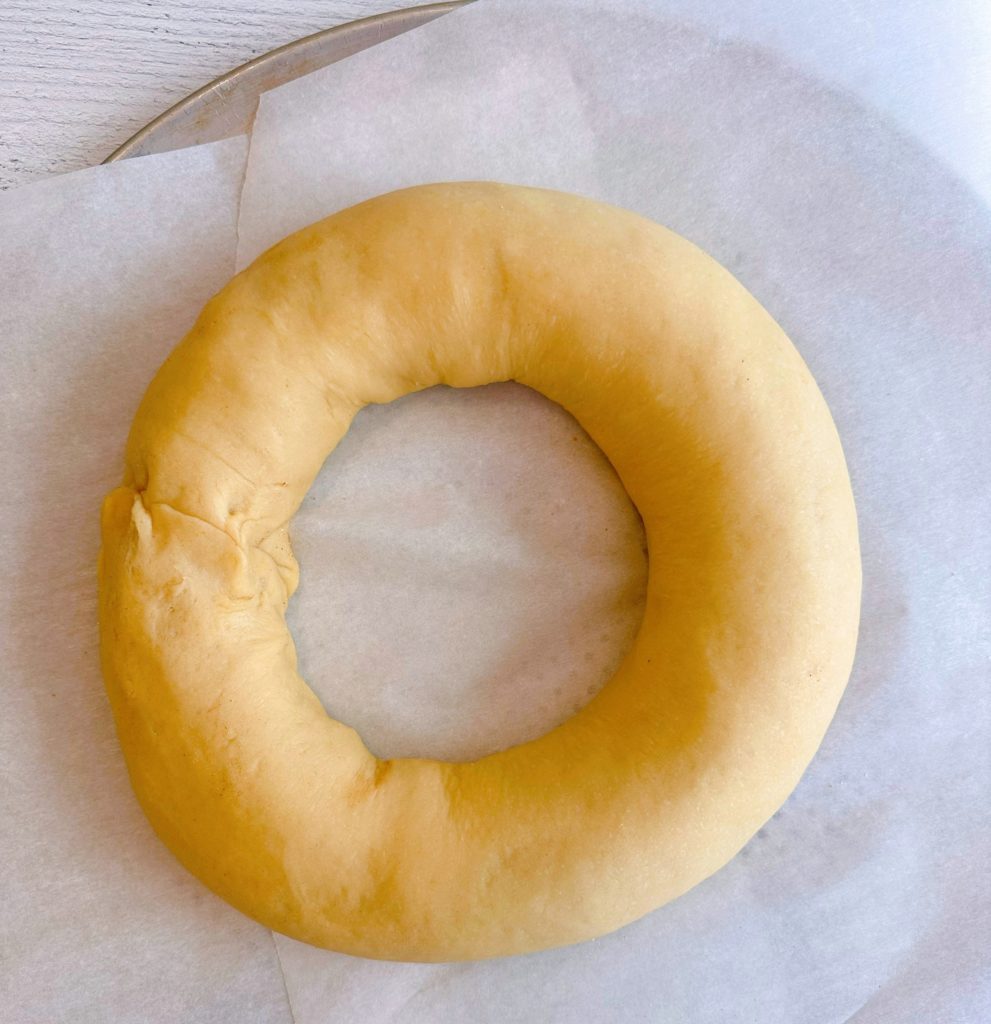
[287,382,648,762]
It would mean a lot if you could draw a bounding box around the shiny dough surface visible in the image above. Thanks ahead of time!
[99,182,861,961]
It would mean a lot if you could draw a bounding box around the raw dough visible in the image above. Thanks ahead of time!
[99,182,860,961]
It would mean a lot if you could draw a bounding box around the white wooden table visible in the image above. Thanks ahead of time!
[0,0,421,190]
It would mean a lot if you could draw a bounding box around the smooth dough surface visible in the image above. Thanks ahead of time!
[99,182,860,961]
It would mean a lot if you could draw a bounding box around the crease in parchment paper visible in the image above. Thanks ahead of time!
[271,931,299,1024]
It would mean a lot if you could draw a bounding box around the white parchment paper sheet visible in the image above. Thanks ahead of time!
[0,140,294,1024]
[621,0,991,206]
[237,2,991,1022]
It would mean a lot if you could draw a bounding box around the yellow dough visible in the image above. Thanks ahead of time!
[99,182,860,961]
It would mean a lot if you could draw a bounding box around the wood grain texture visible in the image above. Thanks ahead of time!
[0,0,422,189]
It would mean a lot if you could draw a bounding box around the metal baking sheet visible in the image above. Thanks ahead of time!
[105,2,467,162]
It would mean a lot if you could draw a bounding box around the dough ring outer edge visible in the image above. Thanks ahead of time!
[98,182,861,962]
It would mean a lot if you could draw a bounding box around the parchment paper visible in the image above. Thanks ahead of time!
[237,2,991,1022]
[599,0,991,206]
[2,2,989,1022]
[0,140,293,1024]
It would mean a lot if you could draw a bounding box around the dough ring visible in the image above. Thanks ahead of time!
[99,182,860,961]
